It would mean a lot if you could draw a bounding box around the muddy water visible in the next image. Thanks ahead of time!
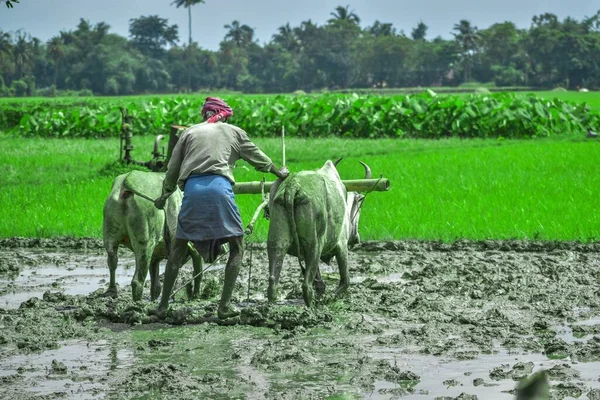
[0,249,133,309]
[1,239,600,399]
[0,340,134,399]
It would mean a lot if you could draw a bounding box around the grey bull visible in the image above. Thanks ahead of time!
[266,159,370,306]
[102,170,202,301]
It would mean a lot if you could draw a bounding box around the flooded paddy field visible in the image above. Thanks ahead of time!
[1,238,600,399]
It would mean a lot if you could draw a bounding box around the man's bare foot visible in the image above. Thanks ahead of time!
[217,305,240,320]
[100,287,118,299]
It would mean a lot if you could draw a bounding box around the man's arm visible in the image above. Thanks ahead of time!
[237,129,288,179]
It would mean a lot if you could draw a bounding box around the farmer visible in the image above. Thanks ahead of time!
[153,97,289,319]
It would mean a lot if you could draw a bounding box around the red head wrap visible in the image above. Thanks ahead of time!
[201,97,233,123]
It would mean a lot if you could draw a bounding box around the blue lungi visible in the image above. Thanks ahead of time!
[177,174,243,259]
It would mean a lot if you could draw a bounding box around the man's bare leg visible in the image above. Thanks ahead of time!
[154,238,189,318]
[217,236,243,319]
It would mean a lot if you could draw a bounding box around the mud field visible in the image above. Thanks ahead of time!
[1,238,600,399]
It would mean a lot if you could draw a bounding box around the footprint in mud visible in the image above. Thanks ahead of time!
[50,359,68,375]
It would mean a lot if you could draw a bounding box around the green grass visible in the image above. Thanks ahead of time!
[1,135,599,241]
[533,91,600,110]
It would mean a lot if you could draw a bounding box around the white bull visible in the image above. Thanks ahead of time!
[102,170,202,301]
[266,159,370,306]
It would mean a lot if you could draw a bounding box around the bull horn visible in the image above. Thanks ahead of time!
[359,161,372,179]
[333,158,344,167]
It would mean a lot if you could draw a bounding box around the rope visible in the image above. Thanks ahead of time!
[350,176,384,223]
[246,236,254,303]
[170,251,228,298]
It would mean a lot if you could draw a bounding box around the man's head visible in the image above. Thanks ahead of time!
[202,97,233,123]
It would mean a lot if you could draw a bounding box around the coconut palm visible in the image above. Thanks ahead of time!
[272,23,299,51]
[0,30,12,64]
[452,19,480,82]
[3,0,20,8]
[224,20,255,48]
[47,36,65,87]
[328,5,360,25]
[13,32,32,79]
[171,0,205,91]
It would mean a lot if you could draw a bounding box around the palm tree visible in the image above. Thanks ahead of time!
[0,30,12,64]
[224,20,255,48]
[452,20,480,82]
[47,36,65,87]
[272,23,299,51]
[369,21,396,37]
[13,32,31,79]
[328,5,360,25]
[3,0,20,8]
[171,0,205,91]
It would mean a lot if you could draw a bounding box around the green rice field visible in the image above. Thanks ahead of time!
[1,134,598,242]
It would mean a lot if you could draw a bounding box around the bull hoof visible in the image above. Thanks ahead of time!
[217,306,240,320]
[100,288,118,299]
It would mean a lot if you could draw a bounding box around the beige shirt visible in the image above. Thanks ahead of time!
[163,122,273,193]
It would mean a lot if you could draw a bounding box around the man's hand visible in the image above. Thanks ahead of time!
[154,196,167,210]
[270,165,289,180]
[279,166,289,180]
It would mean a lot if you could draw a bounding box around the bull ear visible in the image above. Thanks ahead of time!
[359,161,372,179]
[333,158,343,167]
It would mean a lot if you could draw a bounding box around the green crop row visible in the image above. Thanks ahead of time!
[1,92,599,138]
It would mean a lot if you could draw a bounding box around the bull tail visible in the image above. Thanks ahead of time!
[118,186,134,215]
[283,180,305,272]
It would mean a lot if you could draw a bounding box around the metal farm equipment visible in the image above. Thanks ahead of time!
[119,107,185,172]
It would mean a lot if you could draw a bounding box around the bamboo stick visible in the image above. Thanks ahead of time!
[233,178,390,195]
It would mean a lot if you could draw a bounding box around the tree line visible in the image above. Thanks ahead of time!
[1,4,599,96]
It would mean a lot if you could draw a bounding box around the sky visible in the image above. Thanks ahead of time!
[0,0,598,50]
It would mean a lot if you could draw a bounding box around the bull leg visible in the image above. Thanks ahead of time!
[188,243,203,300]
[154,238,189,318]
[298,262,325,296]
[302,240,321,307]
[218,236,244,319]
[334,247,350,298]
[267,244,287,303]
[314,267,326,296]
[149,243,164,301]
[267,202,291,303]
[131,243,154,302]
[102,242,119,298]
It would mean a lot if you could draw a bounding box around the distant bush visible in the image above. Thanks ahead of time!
[36,85,57,98]
[78,89,94,97]
[10,80,28,97]
[492,65,526,87]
